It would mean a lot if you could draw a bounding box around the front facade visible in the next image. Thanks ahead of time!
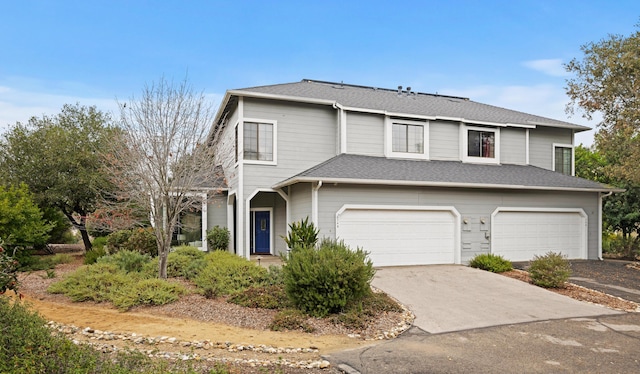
[202,79,614,266]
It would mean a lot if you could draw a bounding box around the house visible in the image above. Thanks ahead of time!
[192,79,616,266]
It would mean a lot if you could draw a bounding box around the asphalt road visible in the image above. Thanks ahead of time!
[327,313,640,373]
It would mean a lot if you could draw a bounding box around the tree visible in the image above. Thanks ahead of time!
[103,77,216,279]
[574,145,640,240]
[565,25,640,183]
[0,184,52,250]
[0,104,115,251]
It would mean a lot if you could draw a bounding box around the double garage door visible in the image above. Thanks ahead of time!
[336,207,587,267]
[336,207,458,267]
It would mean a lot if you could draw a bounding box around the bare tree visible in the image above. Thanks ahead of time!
[103,77,217,279]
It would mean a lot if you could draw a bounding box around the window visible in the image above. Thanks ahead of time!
[243,121,274,162]
[554,145,573,175]
[386,118,429,159]
[392,123,424,153]
[468,130,495,158]
[462,126,499,164]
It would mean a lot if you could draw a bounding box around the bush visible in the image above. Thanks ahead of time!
[48,263,132,302]
[0,244,20,293]
[126,228,158,257]
[228,285,290,309]
[283,238,375,317]
[269,309,315,333]
[0,297,212,373]
[16,251,75,272]
[206,226,230,250]
[110,278,186,311]
[529,252,572,288]
[603,233,640,258]
[92,236,108,251]
[97,250,152,273]
[84,247,107,264]
[165,246,206,279]
[468,253,513,273]
[105,229,132,254]
[283,217,319,249]
[194,251,268,298]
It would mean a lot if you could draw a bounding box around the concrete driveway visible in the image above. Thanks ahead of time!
[372,265,622,334]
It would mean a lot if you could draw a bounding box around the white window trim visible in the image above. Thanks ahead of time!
[461,125,500,165]
[552,143,574,176]
[242,118,277,166]
[384,117,429,160]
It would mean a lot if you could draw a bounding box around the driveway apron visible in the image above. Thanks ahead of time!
[373,265,622,334]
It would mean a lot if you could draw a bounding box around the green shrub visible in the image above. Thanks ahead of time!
[97,250,152,273]
[194,251,268,298]
[269,309,315,333]
[0,297,210,373]
[110,278,186,311]
[228,285,290,309]
[48,263,132,302]
[529,252,572,288]
[282,217,319,249]
[206,226,230,250]
[16,251,75,272]
[105,229,133,254]
[283,238,375,317]
[92,236,108,251]
[0,244,20,293]
[468,253,513,273]
[126,228,158,257]
[84,247,107,264]
[165,245,206,279]
[603,233,640,258]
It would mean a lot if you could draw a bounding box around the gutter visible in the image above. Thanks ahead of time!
[272,176,624,194]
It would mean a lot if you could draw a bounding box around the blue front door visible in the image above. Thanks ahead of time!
[254,211,270,254]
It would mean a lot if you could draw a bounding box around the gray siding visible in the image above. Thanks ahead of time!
[317,184,599,262]
[429,121,459,161]
[345,112,384,156]
[500,127,527,165]
[290,183,312,223]
[242,98,337,192]
[214,107,239,190]
[529,127,573,170]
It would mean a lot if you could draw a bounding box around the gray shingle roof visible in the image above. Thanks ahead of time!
[233,79,587,131]
[273,154,615,192]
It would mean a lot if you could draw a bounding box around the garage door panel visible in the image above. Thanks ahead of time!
[336,208,457,267]
[493,211,586,262]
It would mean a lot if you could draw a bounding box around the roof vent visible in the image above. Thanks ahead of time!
[397,85,402,95]
[406,87,412,95]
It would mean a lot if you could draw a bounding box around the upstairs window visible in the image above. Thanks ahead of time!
[243,121,275,163]
[386,118,429,159]
[468,130,495,158]
[392,123,424,153]
[554,145,573,175]
[462,126,499,164]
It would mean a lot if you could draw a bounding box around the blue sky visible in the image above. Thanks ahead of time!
[1,1,639,145]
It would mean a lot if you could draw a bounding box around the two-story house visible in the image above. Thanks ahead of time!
[195,79,615,266]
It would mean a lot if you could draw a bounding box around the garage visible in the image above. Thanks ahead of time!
[335,206,460,267]
[492,209,587,262]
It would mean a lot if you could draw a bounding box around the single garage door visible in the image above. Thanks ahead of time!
[336,207,458,267]
[492,210,587,262]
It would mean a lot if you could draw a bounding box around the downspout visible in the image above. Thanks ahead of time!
[333,102,347,154]
[312,181,323,227]
[598,191,614,260]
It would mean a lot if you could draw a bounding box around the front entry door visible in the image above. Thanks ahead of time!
[253,211,270,254]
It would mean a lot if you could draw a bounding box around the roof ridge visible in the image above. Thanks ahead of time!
[301,79,469,101]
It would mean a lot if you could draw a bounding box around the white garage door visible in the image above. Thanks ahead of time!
[336,207,458,267]
[492,210,587,262]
